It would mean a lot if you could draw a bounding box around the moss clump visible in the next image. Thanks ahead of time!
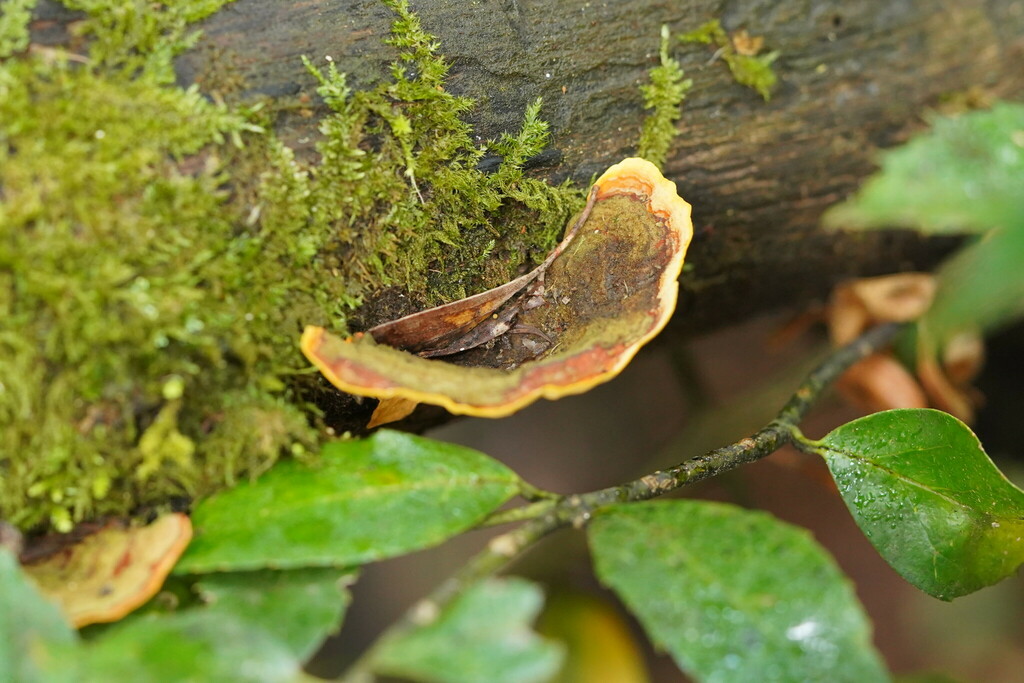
[303,0,585,307]
[680,19,779,102]
[637,25,693,170]
[0,0,333,530]
[0,0,586,530]
[0,0,35,58]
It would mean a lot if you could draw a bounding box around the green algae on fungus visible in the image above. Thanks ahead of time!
[0,0,588,530]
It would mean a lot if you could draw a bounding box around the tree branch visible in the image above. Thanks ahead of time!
[340,322,905,681]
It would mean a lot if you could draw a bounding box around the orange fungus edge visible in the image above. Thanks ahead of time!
[301,157,693,419]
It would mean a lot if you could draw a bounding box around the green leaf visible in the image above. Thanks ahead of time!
[823,102,1024,234]
[36,568,351,681]
[195,568,355,660]
[372,577,564,683]
[176,430,520,572]
[589,501,888,683]
[818,409,1024,600]
[55,611,300,683]
[0,549,78,683]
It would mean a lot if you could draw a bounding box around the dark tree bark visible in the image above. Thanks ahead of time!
[168,0,1024,333]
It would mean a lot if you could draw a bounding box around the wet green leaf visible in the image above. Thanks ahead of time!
[176,430,520,572]
[819,409,1024,600]
[589,501,887,682]
[823,102,1024,234]
[33,567,350,681]
[195,568,355,660]
[372,577,563,683]
[0,549,78,683]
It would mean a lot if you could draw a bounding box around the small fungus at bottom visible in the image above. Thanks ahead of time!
[301,157,694,423]
[22,513,193,627]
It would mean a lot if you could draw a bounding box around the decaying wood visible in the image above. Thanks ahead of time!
[170,0,1023,331]
[35,0,1024,331]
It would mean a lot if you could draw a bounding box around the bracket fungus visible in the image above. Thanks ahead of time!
[302,158,693,424]
[22,513,192,627]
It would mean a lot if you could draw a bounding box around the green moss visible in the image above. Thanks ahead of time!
[0,1,342,530]
[680,19,779,102]
[637,25,693,170]
[1,0,695,531]
[0,0,586,530]
[60,0,235,85]
[302,0,585,307]
[0,0,36,58]
[0,48,328,529]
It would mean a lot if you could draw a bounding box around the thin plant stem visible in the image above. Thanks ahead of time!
[477,500,558,527]
[340,322,905,681]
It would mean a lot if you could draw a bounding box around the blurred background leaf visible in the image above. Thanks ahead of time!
[195,568,355,661]
[536,590,649,683]
[371,577,563,683]
[824,103,1024,234]
[825,102,1024,349]
[0,549,77,683]
[53,609,300,683]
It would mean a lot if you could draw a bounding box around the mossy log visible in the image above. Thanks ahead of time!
[4,0,1018,532]
[34,0,1023,330]
[169,0,1023,331]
